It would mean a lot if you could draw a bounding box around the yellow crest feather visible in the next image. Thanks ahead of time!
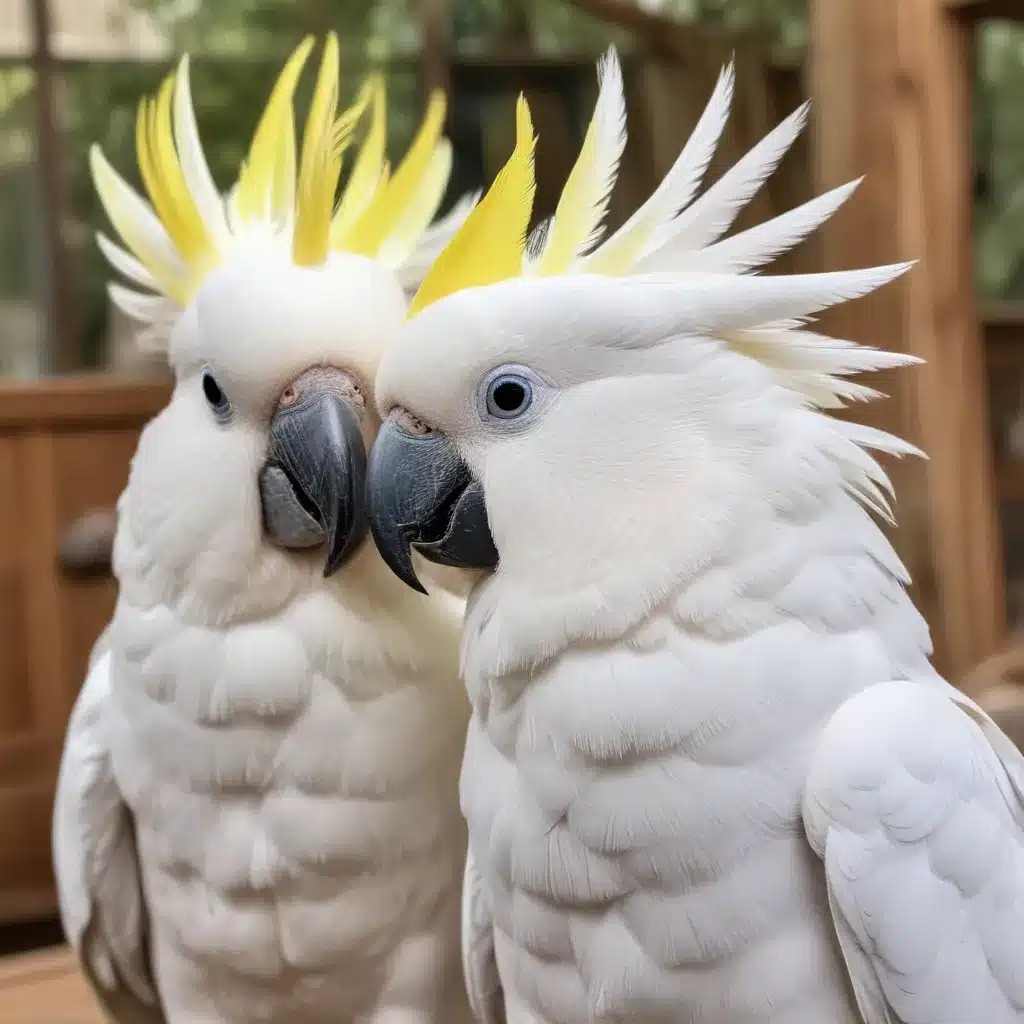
[134,66,217,300]
[90,142,185,301]
[234,36,314,224]
[331,75,387,244]
[375,138,453,268]
[293,33,343,266]
[534,51,625,275]
[409,94,536,317]
[342,90,447,257]
[93,35,461,320]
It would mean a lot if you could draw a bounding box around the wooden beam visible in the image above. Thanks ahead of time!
[417,0,453,126]
[939,0,1024,19]
[810,0,1005,681]
[28,0,80,373]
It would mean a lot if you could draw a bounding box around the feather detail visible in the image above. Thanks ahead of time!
[582,60,734,275]
[343,90,448,258]
[234,36,314,225]
[413,189,480,253]
[95,232,159,291]
[600,265,916,345]
[108,283,179,324]
[525,216,552,264]
[293,33,342,266]
[639,178,862,275]
[135,72,219,296]
[409,95,536,316]
[332,75,387,244]
[394,189,482,292]
[90,144,189,303]
[376,138,453,269]
[724,328,922,379]
[647,101,810,260]
[531,47,626,276]
[172,55,230,250]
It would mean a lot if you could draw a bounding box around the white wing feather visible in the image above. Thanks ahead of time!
[462,845,505,1024]
[53,651,160,1019]
[804,679,1024,1024]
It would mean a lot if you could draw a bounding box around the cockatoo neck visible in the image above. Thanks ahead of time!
[459,480,915,686]
[114,511,454,631]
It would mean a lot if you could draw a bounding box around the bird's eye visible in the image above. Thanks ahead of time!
[485,373,533,420]
[202,369,232,422]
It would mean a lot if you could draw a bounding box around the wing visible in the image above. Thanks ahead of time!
[462,843,506,1024]
[53,650,162,1022]
[803,678,1024,1024]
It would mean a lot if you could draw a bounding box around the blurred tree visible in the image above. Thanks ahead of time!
[974,21,1024,301]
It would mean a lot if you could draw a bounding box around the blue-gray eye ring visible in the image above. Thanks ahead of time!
[485,374,533,419]
[202,368,232,422]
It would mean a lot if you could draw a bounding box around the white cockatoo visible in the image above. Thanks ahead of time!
[364,48,1024,1024]
[53,35,479,1023]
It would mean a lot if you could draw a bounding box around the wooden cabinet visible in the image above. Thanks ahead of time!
[0,374,168,924]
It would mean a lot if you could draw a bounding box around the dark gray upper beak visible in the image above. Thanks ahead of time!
[366,418,498,593]
[259,391,367,576]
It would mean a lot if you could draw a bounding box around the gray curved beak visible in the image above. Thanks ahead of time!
[366,418,498,594]
[259,391,367,576]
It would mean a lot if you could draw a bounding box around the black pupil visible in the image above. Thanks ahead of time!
[203,373,224,407]
[492,380,525,412]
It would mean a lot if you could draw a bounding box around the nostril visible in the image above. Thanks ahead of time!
[392,407,431,436]
[280,384,299,407]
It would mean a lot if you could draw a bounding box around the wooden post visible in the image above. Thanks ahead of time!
[418,0,454,130]
[28,0,80,373]
[810,0,1005,680]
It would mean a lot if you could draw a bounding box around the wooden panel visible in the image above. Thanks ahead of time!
[810,0,1005,680]
[0,735,63,924]
[0,374,169,428]
[52,428,139,712]
[17,433,65,733]
[939,0,1024,18]
[0,440,31,737]
[0,375,166,925]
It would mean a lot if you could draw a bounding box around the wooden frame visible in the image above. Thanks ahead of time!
[810,0,1006,681]
[0,375,168,924]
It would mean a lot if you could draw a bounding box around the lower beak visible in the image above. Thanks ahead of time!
[366,418,498,594]
[259,390,367,576]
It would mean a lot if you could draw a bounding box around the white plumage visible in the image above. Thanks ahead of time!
[54,42,475,1023]
[366,48,1024,1024]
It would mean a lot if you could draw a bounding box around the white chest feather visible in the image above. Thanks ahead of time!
[461,536,938,1023]
[106,583,469,1018]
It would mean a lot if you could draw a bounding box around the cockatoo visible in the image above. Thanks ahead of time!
[53,36,478,1023]
[365,48,1024,1024]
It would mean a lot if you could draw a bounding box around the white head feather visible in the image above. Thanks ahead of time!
[97,36,476,620]
[92,35,478,355]
[373,47,921,668]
